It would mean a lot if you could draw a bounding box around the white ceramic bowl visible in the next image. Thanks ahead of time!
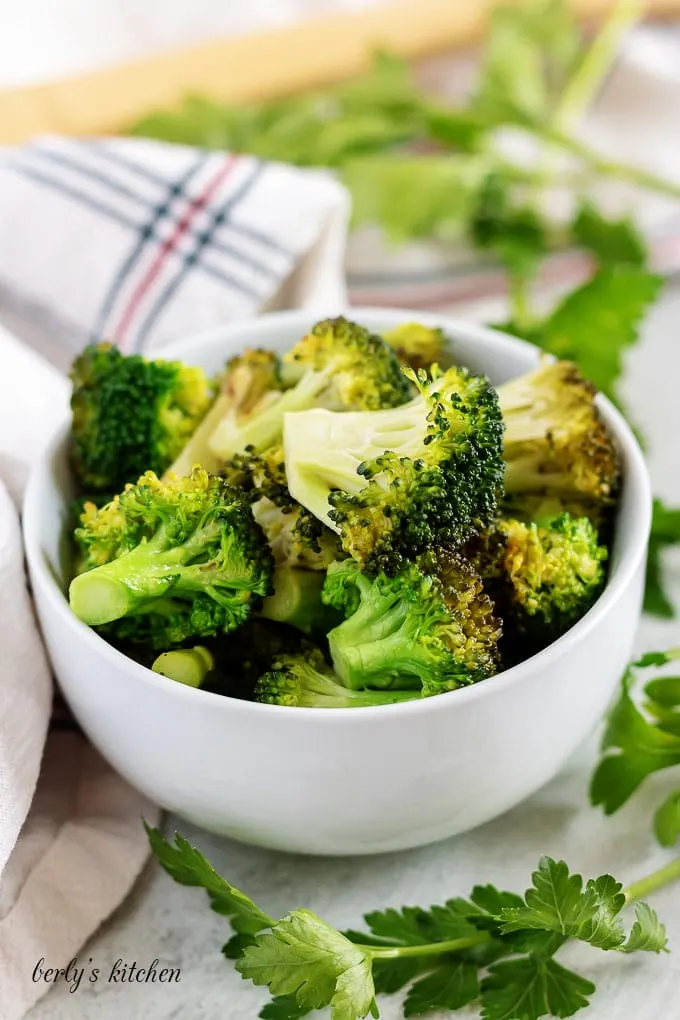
[23,309,651,856]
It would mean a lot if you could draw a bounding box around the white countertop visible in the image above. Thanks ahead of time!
[26,285,680,1020]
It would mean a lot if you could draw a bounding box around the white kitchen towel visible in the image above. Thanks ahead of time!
[0,146,349,1020]
[0,135,349,370]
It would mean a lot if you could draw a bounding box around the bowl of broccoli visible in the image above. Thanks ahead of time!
[22,309,651,855]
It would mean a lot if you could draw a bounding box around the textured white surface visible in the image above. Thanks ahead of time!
[24,283,680,1020]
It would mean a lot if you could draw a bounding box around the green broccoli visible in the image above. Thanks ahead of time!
[255,653,418,708]
[284,364,504,574]
[471,511,608,659]
[260,567,342,635]
[69,468,273,646]
[223,445,341,570]
[168,348,283,476]
[70,342,213,493]
[209,317,411,459]
[152,645,215,688]
[498,360,620,504]
[382,322,446,371]
[322,554,501,695]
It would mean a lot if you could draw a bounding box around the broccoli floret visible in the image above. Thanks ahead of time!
[152,646,215,688]
[209,317,411,459]
[498,360,620,504]
[70,343,213,493]
[382,322,446,371]
[260,567,342,635]
[69,468,273,646]
[472,511,607,659]
[223,446,341,570]
[322,554,501,696]
[255,654,418,708]
[284,364,504,574]
[168,348,283,476]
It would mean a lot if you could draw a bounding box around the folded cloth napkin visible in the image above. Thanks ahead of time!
[0,142,349,1020]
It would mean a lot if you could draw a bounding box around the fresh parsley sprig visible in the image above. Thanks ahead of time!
[592,647,680,847]
[146,824,675,1020]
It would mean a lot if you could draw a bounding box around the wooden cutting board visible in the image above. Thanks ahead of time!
[0,0,679,144]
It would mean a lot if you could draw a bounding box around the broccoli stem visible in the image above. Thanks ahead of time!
[329,626,428,691]
[260,568,337,634]
[152,646,214,687]
[209,373,327,459]
[315,687,417,708]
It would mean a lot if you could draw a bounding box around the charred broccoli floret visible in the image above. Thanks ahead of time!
[284,364,504,574]
[255,653,418,708]
[70,343,213,493]
[382,322,446,371]
[223,446,341,570]
[69,468,273,646]
[209,317,411,459]
[168,348,283,476]
[471,511,607,658]
[498,360,620,504]
[322,554,501,695]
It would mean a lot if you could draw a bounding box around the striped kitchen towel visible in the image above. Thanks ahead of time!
[0,135,349,370]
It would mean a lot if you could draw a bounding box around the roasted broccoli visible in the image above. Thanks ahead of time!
[322,554,500,695]
[498,360,619,504]
[285,364,504,574]
[255,653,418,708]
[471,511,607,658]
[69,468,273,646]
[70,343,213,493]
[168,348,283,476]
[209,317,411,459]
[260,567,342,635]
[223,446,341,570]
[382,322,446,370]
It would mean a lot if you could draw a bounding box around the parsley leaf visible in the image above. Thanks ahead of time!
[259,996,314,1020]
[144,824,272,933]
[636,648,680,669]
[403,962,479,1015]
[591,672,680,814]
[237,909,376,1020]
[481,957,595,1020]
[498,858,626,950]
[526,266,662,400]
[644,500,680,618]
[653,790,680,848]
[622,902,668,953]
[570,202,646,268]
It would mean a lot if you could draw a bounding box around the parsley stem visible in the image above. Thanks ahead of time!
[538,128,680,203]
[623,857,680,904]
[358,932,493,960]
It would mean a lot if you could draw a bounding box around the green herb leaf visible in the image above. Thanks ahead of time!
[653,789,680,847]
[260,996,314,1019]
[237,909,376,1020]
[371,956,435,995]
[361,899,480,946]
[590,673,680,814]
[481,956,595,1020]
[473,0,581,125]
[344,154,491,243]
[570,201,647,267]
[498,858,626,950]
[644,501,680,618]
[622,902,668,953]
[403,961,479,1015]
[144,824,272,933]
[528,266,663,400]
[636,648,680,669]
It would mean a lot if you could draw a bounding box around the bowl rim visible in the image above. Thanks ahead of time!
[23,306,652,722]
